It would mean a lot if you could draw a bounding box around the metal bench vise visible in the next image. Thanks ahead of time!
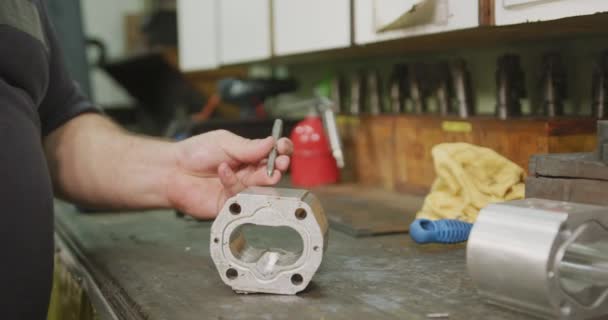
[467,198,608,320]
[210,187,328,295]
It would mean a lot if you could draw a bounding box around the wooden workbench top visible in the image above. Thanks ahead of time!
[54,200,529,320]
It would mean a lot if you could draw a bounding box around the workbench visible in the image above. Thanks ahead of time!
[54,200,533,320]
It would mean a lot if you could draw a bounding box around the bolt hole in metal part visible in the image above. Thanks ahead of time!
[210,187,328,295]
[229,202,241,215]
[295,208,307,220]
[291,274,304,285]
[226,268,238,280]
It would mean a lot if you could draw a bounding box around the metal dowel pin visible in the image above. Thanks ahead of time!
[267,119,283,177]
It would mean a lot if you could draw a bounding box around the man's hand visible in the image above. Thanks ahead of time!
[45,114,292,218]
[167,130,293,219]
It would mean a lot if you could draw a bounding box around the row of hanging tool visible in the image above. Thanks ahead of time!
[330,52,608,119]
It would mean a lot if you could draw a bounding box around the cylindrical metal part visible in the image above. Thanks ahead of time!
[388,64,407,114]
[366,70,383,115]
[450,59,474,118]
[436,63,450,116]
[565,242,608,262]
[389,77,402,114]
[496,70,510,119]
[560,241,608,286]
[320,107,345,168]
[468,200,565,318]
[436,82,450,116]
[540,53,566,117]
[543,72,558,117]
[592,52,608,119]
[330,75,345,114]
[559,260,608,287]
[592,72,607,118]
[349,73,364,115]
[467,199,608,320]
[409,64,427,114]
[598,120,608,162]
[266,119,283,177]
[495,54,525,119]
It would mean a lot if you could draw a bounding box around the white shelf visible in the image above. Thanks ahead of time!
[272,0,351,56]
[354,0,479,45]
[218,0,271,65]
[177,0,219,71]
[495,0,608,26]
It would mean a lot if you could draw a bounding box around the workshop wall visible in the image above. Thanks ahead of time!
[81,0,144,108]
[47,0,92,99]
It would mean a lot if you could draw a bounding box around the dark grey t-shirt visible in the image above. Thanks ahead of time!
[0,1,98,318]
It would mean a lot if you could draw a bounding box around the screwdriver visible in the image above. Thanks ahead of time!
[267,119,283,177]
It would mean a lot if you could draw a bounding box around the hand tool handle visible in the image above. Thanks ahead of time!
[409,219,473,244]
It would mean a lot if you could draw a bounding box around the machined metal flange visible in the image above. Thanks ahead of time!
[210,187,328,295]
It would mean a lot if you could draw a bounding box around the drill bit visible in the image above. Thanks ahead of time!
[267,119,283,177]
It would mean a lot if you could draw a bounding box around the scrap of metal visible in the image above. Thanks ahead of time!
[210,187,328,295]
[467,198,608,320]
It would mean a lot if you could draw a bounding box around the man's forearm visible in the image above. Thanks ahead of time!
[44,113,176,209]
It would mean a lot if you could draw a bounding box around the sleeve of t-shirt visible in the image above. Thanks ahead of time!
[37,1,100,137]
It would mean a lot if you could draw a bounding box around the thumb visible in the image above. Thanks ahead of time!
[218,162,246,196]
[222,134,274,164]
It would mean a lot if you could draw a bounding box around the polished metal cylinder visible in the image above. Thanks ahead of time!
[598,120,608,162]
[467,199,608,320]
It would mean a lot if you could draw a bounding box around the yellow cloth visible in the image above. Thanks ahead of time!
[416,143,525,223]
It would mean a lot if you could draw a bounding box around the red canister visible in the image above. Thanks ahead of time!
[290,116,339,187]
